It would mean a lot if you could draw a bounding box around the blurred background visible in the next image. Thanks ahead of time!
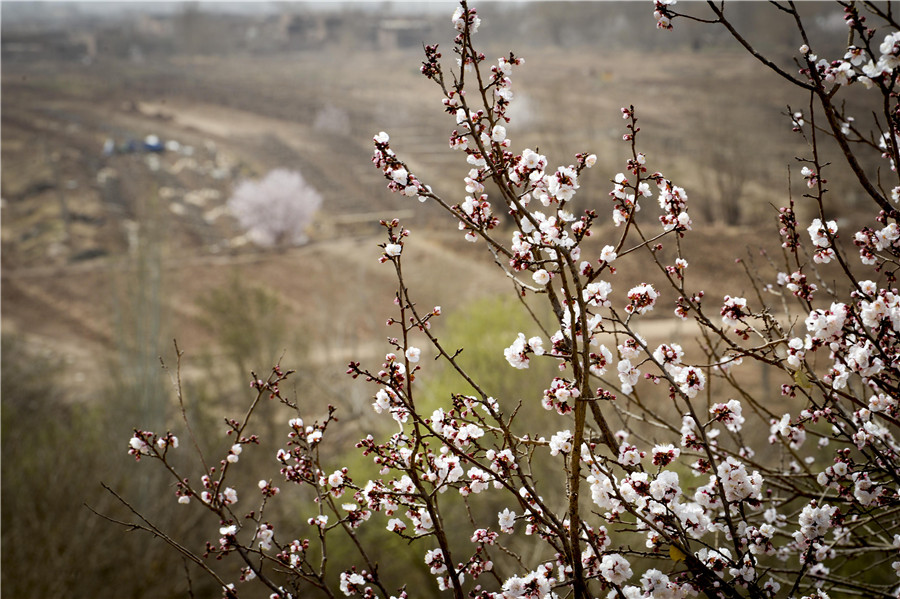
[0,2,870,598]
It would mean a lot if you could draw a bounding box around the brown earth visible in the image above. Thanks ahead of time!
[0,41,845,405]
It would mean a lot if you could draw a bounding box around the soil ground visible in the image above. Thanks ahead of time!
[0,15,847,406]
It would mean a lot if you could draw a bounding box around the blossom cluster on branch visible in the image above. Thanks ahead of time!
[113,2,900,599]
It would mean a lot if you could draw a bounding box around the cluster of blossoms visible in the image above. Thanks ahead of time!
[709,399,744,433]
[653,0,677,30]
[854,219,900,265]
[657,179,691,232]
[372,132,425,203]
[503,332,545,369]
[625,283,659,315]
[800,26,900,91]
[128,430,179,460]
[451,4,480,34]
[720,296,748,328]
[541,377,581,415]
[807,218,837,264]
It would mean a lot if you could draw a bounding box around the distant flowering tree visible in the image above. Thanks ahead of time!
[112,2,900,599]
[228,169,322,248]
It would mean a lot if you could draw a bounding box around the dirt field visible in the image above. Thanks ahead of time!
[1,4,844,405]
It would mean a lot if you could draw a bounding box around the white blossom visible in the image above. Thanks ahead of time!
[599,553,633,585]
[549,430,573,456]
[532,269,551,286]
[498,508,516,533]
